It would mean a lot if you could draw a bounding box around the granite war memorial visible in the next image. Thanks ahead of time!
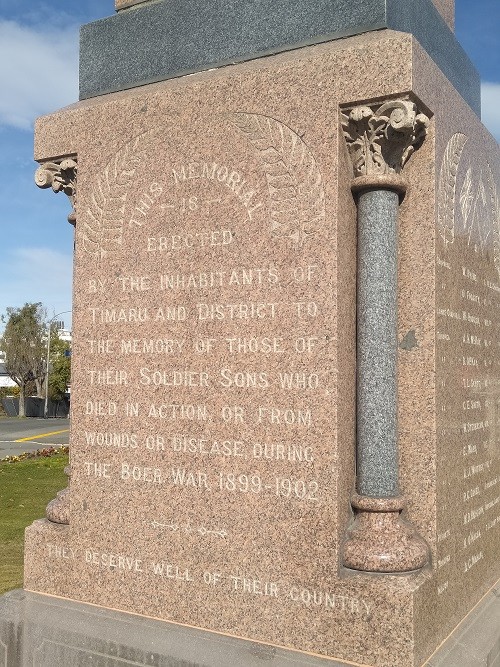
[0,0,499,665]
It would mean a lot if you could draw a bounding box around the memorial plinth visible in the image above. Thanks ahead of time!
[1,1,499,666]
[81,0,477,111]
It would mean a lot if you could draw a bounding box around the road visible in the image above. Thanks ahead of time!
[0,418,70,458]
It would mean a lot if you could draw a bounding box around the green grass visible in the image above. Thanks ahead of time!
[0,454,69,594]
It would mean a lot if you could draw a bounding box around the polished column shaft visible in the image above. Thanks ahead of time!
[357,188,399,498]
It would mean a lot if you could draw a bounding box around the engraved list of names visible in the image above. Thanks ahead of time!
[435,133,500,602]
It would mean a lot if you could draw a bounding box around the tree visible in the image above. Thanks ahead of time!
[47,329,71,402]
[0,303,46,417]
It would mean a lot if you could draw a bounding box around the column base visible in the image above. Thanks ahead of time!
[45,465,70,525]
[343,494,429,573]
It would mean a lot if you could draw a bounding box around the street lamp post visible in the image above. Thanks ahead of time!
[44,310,71,419]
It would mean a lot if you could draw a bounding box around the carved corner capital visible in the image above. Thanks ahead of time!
[35,157,77,225]
[341,99,429,181]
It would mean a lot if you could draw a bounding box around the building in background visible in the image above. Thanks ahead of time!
[52,320,72,344]
[0,350,16,389]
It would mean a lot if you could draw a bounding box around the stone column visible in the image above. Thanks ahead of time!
[341,99,430,572]
[34,157,77,526]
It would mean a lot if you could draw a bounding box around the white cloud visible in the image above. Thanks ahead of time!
[0,20,79,130]
[0,248,73,330]
[481,82,500,143]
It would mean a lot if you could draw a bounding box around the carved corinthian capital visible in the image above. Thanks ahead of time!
[341,99,429,179]
[35,157,77,225]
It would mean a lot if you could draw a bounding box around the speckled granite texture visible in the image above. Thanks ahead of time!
[115,1,455,30]
[0,585,499,667]
[357,189,399,497]
[431,0,455,29]
[79,0,478,114]
[25,30,500,667]
[116,0,150,9]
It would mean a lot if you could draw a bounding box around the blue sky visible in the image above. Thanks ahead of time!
[0,0,498,332]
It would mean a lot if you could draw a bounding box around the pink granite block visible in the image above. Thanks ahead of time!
[27,30,499,667]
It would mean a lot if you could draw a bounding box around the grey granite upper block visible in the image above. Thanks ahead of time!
[79,0,480,114]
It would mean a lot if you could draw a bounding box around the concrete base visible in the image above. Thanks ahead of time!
[426,583,500,667]
[0,585,499,667]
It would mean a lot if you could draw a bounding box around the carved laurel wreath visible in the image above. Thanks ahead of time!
[83,130,155,259]
[437,133,468,248]
[438,132,500,276]
[487,165,500,276]
[461,167,490,249]
[230,113,325,245]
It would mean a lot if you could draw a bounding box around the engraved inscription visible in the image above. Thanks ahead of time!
[436,133,500,595]
[42,543,372,620]
[65,108,353,641]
